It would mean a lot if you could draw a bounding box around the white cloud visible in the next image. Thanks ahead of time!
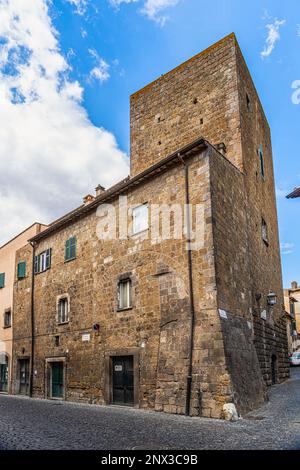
[141,0,180,25]
[109,0,139,6]
[0,0,129,246]
[281,243,294,255]
[108,0,180,25]
[261,18,286,59]
[66,0,88,15]
[88,49,110,83]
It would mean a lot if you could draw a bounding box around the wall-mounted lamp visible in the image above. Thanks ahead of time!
[267,292,277,306]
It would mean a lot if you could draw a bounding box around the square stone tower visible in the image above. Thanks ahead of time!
[130,33,243,176]
[130,33,289,414]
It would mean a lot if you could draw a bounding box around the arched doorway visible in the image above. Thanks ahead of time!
[271,354,278,385]
[0,353,9,392]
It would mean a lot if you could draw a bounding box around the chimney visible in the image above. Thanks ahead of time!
[291,281,298,290]
[83,194,95,206]
[95,184,105,197]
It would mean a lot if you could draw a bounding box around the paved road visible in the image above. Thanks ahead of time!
[0,369,300,450]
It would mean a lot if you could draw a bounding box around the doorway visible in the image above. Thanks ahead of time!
[271,354,278,385]
[112,356,134,406]
[0,355,8,393]
[50,362,64,399]
[19,359,30,395]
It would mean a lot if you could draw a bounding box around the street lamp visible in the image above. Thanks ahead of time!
[267,292,277,306]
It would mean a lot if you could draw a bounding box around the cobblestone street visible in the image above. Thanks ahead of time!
[0,369,299,450]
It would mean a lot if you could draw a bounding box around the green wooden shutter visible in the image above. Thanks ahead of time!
[65,239,70,261]
[65,237,76,261]
[70,237,76,260]
[45,248,52,269]
[34,255,39,274]
[17,261,26,279]
[0,273,5,288]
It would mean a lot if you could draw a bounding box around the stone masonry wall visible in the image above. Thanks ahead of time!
[12,149,234,418]
[130,33,243,176]
[235,43,289,385]
[209,148,267,415]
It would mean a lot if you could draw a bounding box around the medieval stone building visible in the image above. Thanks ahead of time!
[12,34,289,419]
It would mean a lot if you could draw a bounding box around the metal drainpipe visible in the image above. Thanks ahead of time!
[178,153,196,417]
[29,241,36,398]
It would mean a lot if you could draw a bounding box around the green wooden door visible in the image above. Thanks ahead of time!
[51,362,64,398]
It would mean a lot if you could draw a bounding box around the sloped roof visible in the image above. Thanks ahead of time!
[287,188,300,199]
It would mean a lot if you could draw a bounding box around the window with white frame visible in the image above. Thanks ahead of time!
[132,203,148,235]
[118,279,132,310]
[57,297,69,324]
[34,248,51,274]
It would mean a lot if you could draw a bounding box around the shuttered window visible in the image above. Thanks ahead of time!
[65,237,76,262]
[0,273,5,288]
[34,249,52,274]
[17,261,26,279]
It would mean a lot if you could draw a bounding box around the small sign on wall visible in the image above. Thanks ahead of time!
[82,333,91,342]
[114,365,123,372]
[218,309,228,319]
[261,310,267,321]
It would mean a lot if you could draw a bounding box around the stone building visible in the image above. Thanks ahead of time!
[0,223,47,394]
[12,34,289,419]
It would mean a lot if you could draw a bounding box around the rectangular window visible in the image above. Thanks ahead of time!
[258,144,265,178]
[132,204,148,235]
[4,310,11,328]
[0,273,5,289]
[290,301,295,316]
[34,248,52,274]
[65,237,76,262]
[58,297,69,324]
[118,279,132,310]
[17,261,26,279]
[262,218,268,245]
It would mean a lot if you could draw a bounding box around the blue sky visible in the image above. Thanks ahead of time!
[0,0,299,287]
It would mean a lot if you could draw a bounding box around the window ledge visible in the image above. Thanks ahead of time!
[117,306,133,313]
[57,321,70,326]
[64,257,76,264]
[131,228,149,238]
[3,325,11,329]
[35,267,51,276]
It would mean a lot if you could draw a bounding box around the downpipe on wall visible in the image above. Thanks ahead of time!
[178,153,196,417]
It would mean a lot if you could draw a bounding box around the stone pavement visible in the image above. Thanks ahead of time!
[0,368,299,450]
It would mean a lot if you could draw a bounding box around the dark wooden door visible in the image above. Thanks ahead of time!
[112,356,134,406]
[0,360,8,392]
[19,359,30,395]
[51,362,64,398]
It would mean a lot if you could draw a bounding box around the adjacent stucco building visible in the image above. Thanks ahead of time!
[284,282,300,353]
[12,34,289,418]
[0,223,47,393]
